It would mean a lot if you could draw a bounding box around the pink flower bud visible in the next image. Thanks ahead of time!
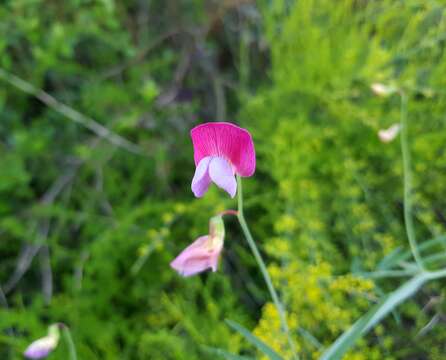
[170,216,225,277]
[24,324,60,359]
[378,123,401,143]
[371,83,397,97]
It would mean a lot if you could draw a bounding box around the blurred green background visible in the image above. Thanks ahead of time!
[1,0,446,359]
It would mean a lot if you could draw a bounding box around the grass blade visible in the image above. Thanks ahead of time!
[202,346,254,360]
[225,319,284,360]
[377,247,403,270]
[320,273,428,360]
[377,235,446,271]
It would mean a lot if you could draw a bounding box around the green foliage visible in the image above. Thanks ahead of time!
[226,319,283,360]
[242,0,446,358]
[0,0,250,358]
[2,0,446,359]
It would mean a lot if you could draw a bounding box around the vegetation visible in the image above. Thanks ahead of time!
[1,1,446,359]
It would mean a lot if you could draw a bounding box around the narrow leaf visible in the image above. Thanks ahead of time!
[320,273,428,360]
[377,247,403,270]
[202,345,254,360]
[225,319,284,360]
[383,236,446,269]
[362,274,427,333]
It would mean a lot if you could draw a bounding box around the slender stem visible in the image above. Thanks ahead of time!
[426,268,446,280]
[423,252,446,266]
[236,176,299,359]
[0,285,8,308]
[400,91,425,271]
[0,68,145,156]
[357,269,417,279]
[60,325,77,360]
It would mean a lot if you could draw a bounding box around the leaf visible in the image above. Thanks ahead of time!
[225,319,284,360]
[202,345,254,360]
[377,236,446,270]
[320,273,429,360]
[417,236,446,252]
[319,301,382,360]
[377,247,403,270]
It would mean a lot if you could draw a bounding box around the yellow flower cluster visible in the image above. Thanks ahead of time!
[135,203,188,271]
[329,274,374,293]
[254,257,381,359]
[275,215,299,233]
[253,303,300,360]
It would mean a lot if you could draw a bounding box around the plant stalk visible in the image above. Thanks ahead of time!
[400,91,425,271]
[236,176,299,359]
[60,324,77,360]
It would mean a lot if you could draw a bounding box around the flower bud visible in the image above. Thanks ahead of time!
[371,83,397,97]
[170,215,226,277]
[24,324,60,359]
[378,123,401,143]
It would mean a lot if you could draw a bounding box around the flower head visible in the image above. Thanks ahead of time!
[371,83,397,97]
[170,215,225,277]
[378,123,401,143]
[191,122,255,198]
[24,324,60,359]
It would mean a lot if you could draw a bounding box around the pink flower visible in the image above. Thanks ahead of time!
[24,324,60,359]
[378,123,401,143]
[190,122,256,198]
[371,83,397,97]
[170,216,225,277]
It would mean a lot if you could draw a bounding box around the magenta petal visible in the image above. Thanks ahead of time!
[191,156,212,198]
[170,236,223,277]
[209,157,237,198]
[191,122,256,177]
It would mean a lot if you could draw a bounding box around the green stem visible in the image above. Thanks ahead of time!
[423,252,446,266]
[426,268,446,280]
[357,269,417,279]
[236,176,299,359]
[61,325,77,360]
[400,91,425,271]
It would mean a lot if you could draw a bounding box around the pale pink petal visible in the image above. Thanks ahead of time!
[191,122,256,177]
[378,123,401,143]
[209,157,237,198]
[171,236,208,268]
[24,347,51,359]
[191,156,212,197]
[170,236,223,277]
[181,256,215,276]
[371,83,397,97]
[24,337,56,359]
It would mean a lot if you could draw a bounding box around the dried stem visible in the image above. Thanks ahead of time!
[0,68,146,156]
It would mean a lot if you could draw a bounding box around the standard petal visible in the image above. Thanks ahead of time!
[208,157,237,198]
[181,256,215,276]
[191,122,256,177]
[182,246,222,276]
[170,236,223,277]
[191,156,212,197]
[170,236,208,269]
